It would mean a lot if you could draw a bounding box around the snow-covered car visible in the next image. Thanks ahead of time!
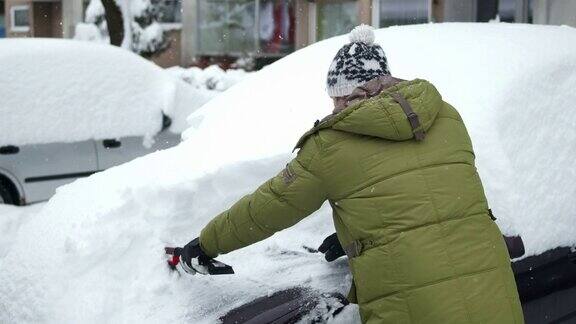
[0,39,210,205]
[0,121,179,205]
[0,24,575,323]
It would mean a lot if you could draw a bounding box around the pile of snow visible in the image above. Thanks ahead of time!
[74,0,108,43]
[164,66,252,130]
[74,23,106,43]
[0,204,42,260]
[166,65,252,92]
[0,39,209,146]
[1,23,576,323]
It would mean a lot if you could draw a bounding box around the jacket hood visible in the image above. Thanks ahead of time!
[331,79,443,141]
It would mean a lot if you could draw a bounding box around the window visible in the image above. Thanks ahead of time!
[198,0,256,54]
[379,0,428,27]
[259,0,294,54]
[0,1,5,38]
[154,0,182,24]
[316,1,358,41]
[197,0,295,56]
[499,0,533,23]
[10,5,30,32]
[226,1,256,53]
[498,0,515,22]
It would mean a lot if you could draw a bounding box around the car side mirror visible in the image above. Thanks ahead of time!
[162,113,172,132]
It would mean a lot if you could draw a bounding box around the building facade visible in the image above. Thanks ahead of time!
[1,0,83,38]
[1,0,575,68]
[179,0,487,67]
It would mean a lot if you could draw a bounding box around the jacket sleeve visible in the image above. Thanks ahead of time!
[199,137,327,257]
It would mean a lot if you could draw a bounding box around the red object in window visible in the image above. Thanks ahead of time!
[264,1,295,53]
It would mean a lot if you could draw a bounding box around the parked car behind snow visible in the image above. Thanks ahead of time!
[0,122,180,205]
[0,39,211,205]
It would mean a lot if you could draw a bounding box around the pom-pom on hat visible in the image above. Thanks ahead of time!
[326,24,390,97]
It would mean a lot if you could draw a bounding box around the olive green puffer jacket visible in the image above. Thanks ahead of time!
[199,79,524,323]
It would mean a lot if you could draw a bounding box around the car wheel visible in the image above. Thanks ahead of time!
[0,184,14,205]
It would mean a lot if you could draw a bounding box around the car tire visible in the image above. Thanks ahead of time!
[0,183,14,205]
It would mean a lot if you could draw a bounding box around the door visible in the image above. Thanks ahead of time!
[0,140,98,203]
[32,1,63,38]
[96,131,181,170]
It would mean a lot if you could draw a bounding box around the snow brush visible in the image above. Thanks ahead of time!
[164,247,234,275]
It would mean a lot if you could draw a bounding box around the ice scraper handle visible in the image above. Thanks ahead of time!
[201,258,235,275]
[165,247,182,269]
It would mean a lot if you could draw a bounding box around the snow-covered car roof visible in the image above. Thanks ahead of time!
[0,39,203,146]
[1,23,575,323]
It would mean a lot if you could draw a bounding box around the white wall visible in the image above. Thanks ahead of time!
[61,0,83,38]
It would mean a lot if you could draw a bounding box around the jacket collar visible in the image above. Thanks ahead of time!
[333,75,406,114]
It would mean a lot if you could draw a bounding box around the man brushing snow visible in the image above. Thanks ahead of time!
[180,25,524,323]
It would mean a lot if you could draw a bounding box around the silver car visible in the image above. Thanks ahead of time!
[0,116,180,205]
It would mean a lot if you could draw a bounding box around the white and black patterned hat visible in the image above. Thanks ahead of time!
[326,25,390,97]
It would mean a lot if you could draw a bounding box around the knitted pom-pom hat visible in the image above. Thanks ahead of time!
[326,24,390,97]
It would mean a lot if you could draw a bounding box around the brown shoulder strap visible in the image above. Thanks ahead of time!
[389,92,426,141]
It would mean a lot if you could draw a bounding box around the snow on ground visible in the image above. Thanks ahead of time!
[0,39,208,146]
[165,65,252,131]
[0,204,43,260]
[1,23,576,323]
[166,65,252,92]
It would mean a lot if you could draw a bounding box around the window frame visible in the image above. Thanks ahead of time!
[10,4,30,32]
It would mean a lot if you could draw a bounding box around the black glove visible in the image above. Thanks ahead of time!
[178,238,210,267]
[504,235,525,259]
[318,233,346,262]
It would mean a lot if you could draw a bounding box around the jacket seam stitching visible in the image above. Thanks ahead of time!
[359,211,487,252]
[381,104,402,138]
[414,148,475,323]
[493,243,523,323]
[362,266,500,305]
[249,190,292,232]
[269,183,308,214]
[254,148,325,226]
[335,161,472,200]
[308,134,329,199]
[216,211,252,252]
[231,193,281,238]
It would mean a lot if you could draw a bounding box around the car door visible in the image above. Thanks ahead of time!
[96,136,149,170]
[96,131,181,170]
[0,140,99,204]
